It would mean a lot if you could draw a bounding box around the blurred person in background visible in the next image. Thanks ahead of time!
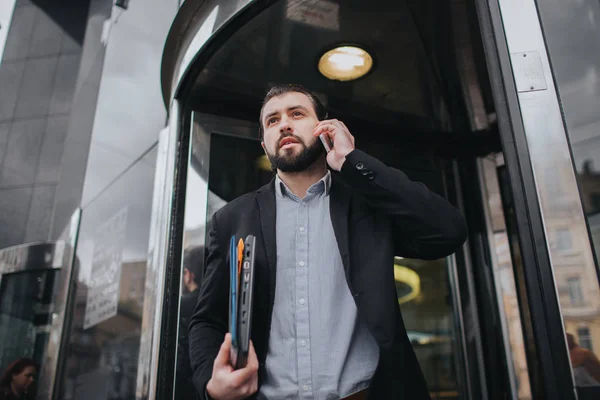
[567,332,600,385]
[0,358,38,400]
[177,245,205,399]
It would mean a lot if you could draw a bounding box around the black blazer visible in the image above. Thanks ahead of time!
[189,149,467,399]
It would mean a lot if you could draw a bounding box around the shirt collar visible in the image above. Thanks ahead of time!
[275,170,331,199]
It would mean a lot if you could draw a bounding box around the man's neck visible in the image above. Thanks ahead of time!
[277,160,328,199]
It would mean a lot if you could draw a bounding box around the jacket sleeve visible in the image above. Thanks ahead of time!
[339,149,467,260]
[189,212,229,396]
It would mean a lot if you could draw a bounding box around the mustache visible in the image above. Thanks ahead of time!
[277,133,304,149]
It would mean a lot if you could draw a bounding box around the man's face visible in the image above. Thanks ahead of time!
[261,92,324,172]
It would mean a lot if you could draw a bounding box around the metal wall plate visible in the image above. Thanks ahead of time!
[511,51,548,92]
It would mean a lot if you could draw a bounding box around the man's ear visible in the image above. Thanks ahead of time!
[261,141,267,155]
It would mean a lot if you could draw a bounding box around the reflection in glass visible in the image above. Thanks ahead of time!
[79,0,177,206]
[176,115,211,400]
[534,0,600,389]
[57,147,157,399]
[0,269,60,391]
[174,113,270,399]
[567,333,600,386]
[208,134,272,204]
[396,258,460,399]
[0,215,81,399]
[480,156,532,399]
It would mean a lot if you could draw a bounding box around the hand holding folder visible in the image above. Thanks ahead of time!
[206,235,259,398]
[206,333,259,399]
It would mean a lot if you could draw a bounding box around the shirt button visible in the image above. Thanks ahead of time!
[299,298,305,305]
[299,261,305,267]
[299,226,305,232]
[303,385,309,392]
[301,340,307,347]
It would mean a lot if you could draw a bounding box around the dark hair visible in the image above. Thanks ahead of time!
[258,84,328,138]
[0,358,38,389]
[183,245,205,279]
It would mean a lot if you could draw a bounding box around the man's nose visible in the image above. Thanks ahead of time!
[279,117,293,133]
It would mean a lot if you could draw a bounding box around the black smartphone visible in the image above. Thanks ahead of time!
[235,234,256,369]
[319,133,333,152]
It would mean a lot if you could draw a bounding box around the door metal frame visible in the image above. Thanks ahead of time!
[136,102,182,400]
[473,0,578,398]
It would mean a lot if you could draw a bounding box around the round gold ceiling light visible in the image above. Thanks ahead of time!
[318,46,373,81]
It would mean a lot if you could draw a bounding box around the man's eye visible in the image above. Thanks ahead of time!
[293,111,303,117]
[267,118,278,125]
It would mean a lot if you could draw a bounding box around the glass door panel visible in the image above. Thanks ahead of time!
[396,257,461,399]
[0,236,78,400]
[0,269,60,372]
[175,113,269,400]
[479,155,534,399]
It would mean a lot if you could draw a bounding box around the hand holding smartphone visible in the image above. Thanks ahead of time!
[314,118,356,171]
[319,133,333,152]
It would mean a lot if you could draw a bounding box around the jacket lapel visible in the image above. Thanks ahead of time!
[329,175,352,281]
[256,179,277,304]
[256,175,352,299]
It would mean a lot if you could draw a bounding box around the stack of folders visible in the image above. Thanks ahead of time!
[229,235,256,369]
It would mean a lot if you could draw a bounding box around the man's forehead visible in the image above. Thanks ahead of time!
[263,92,312,115]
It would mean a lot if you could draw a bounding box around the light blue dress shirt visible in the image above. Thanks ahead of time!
[258,171,379,400]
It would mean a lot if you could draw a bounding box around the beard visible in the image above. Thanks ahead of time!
[266,134,325,173]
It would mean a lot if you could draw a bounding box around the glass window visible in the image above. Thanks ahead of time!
[79,0,177,205]
[56,146,157,400]
[394,257,462,398]
[532,0,600,389]
[175,112,270,400]
[555,229,573,252]
[578,327,593,351]
[480,156,533,400]
[0,269,59,373]
[589,192,600,214]
[567,278,584,306]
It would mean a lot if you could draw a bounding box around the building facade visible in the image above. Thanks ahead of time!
[0,0,599,399]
